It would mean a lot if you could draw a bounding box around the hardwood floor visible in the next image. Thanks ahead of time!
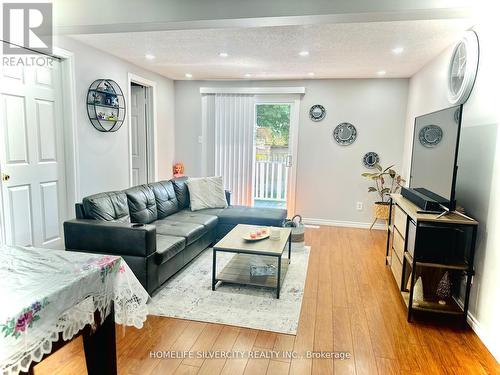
[35,226,500,375]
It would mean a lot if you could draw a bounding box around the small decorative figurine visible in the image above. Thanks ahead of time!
[413,277,424,307]
[107,112,117,121]
[92,92,101,104]
[436,271,451,305]
[103,81,113,92]
[173,163,185,178]
[111,96,119,107]
[97,112,106,120]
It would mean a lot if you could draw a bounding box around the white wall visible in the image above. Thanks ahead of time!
[175,79,408,226]
[402,23,500,361]
[54,36,175,200]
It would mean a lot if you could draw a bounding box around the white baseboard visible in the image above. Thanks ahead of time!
[456,299,500,362]
[467,312,500,362]
[302,217,386,231]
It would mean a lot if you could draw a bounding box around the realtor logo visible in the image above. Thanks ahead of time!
[3,3,53,54]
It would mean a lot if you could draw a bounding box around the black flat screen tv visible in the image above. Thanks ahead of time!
[409,104,463,210]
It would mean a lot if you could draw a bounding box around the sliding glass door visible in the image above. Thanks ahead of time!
[253,100,298,214]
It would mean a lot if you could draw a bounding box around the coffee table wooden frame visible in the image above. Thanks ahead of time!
[212,225,292,299]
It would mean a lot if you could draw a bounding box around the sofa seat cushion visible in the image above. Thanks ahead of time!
[82,191,130,222]
[217,206,287,227]
[155,235,186,265]
[155,220,206,245]
[162,210,218,231]
[124,185,158,224]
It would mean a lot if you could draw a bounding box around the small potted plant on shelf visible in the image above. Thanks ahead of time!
[362,164,405,229]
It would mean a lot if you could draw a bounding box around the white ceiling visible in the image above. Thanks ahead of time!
[70,19,473,80]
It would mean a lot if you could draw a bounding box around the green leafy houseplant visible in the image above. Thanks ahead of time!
[362,164,405,204]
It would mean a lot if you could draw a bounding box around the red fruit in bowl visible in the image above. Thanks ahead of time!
[250,233,257,239]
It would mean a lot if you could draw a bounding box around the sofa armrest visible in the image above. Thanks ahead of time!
[225,190,232,206]
[64,219,156,257]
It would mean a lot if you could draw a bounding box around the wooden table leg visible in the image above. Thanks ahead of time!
[82,308,117,375]
[212,249,217,291]
[276,255,282,299]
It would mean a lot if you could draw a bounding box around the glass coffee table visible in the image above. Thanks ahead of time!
[212,224,292,299]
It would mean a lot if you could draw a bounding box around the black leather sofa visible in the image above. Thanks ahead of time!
[64,177,287,295]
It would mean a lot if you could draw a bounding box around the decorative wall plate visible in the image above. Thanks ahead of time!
[333,123,357,145]
[309,105,326,121]
[363,152,380,168]
[419,125,443,148]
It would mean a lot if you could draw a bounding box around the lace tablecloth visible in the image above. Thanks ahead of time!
[0,245,149,375]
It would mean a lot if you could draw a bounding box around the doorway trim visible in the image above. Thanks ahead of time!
[53,46,80,218]
[127,73,158,185]
[254,95,300,216]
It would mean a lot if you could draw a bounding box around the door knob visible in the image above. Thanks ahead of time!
[1,173,10,182]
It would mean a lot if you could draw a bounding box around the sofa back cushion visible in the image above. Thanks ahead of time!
[124,185,158,224]
[149,180,179,219]
[82,191,130,222]
[171,177,190,209]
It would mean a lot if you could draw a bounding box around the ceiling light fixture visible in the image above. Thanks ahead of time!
[219,52,229,57]
[377,70,386,76]
[244,73,252,78]
[299,51,310,57]
[145,53,155,60]
[308,72,315,76]
[185,73,193,78]
[392,47,404,55]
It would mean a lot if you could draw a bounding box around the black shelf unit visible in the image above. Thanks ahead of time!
[87,79,126,132]
[386,195,478,326]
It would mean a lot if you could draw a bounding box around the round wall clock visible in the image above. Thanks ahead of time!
[362,152,379,168]
[419,125,443,148]
[309,105,326,121]
[447,30,479,105]
[333,123,357,146]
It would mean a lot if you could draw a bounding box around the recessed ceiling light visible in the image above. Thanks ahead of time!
[145,53,155,60]
[299,51,310,57]
[244,73,252,78]
[185,73,193,78]
[219,52,229,58]
[392,47,404,55]
[307,72,315,76]
[377,70,386,76]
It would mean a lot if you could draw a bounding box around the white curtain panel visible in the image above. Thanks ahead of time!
[211,93,255,206]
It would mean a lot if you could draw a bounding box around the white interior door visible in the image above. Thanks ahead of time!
[0,59,67,248]
[130,85,147,185]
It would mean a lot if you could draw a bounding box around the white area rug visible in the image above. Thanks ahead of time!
[148,246,310,334]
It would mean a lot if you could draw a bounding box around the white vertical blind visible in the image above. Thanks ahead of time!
[206,93,255,206]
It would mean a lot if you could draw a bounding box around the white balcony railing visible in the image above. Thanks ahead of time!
[254,160,288,201]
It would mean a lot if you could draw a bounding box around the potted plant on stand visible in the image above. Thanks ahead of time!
[362,164,405,230]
